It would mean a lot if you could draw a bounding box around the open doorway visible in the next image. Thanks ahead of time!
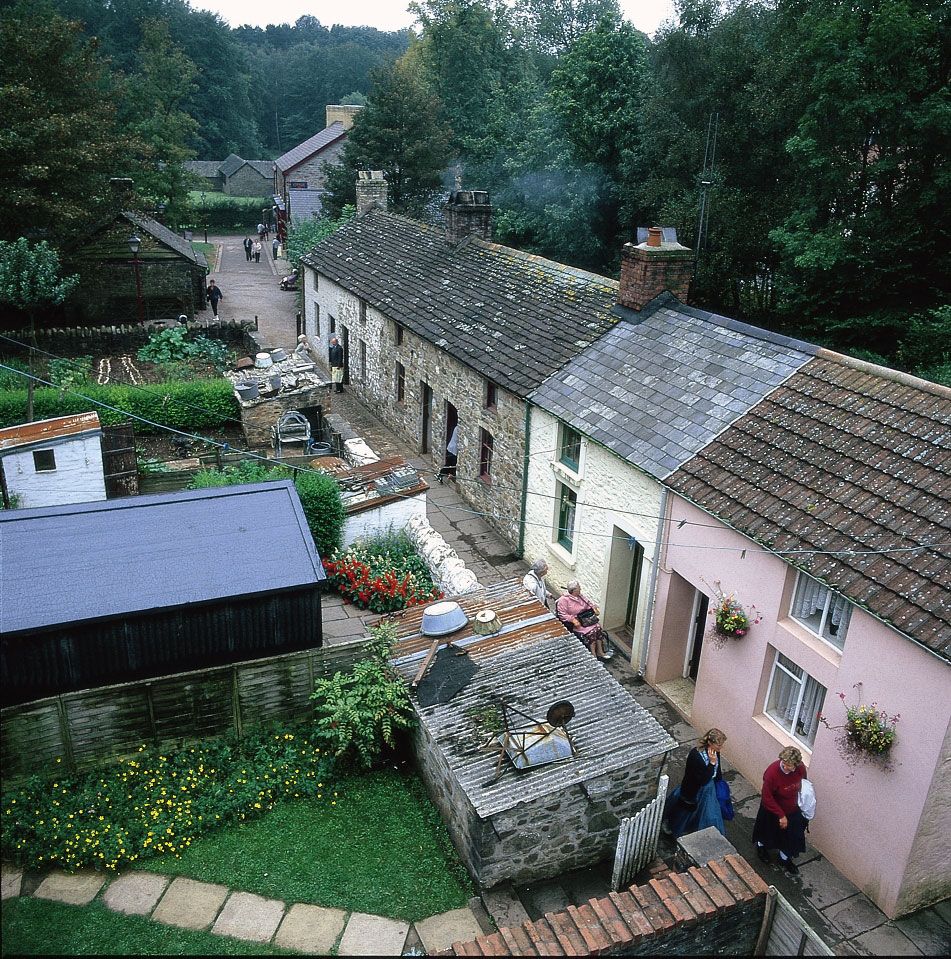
[686,589,709,681]
[603,528,645,662]
[420,382,433,454]
[439,402,458,481]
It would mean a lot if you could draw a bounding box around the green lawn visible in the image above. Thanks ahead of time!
[140,768,473,922]
[0,897,290,956]
[192,241,218,271]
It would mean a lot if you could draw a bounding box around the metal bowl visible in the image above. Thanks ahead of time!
[254,352,273,368]
[421,600,469,637]
[270,348,288,363]
[235,382,259,401]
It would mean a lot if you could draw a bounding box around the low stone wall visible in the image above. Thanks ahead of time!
[406,513,481,596]
[239,384,330,448]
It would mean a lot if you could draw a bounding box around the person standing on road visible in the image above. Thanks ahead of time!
[272,237,279,260]
[257,221,265,240]
[243,236,253,261]
[753,746,808,874]
[252,239,262,263]
[328,336,345,393]
[206,279,223,317]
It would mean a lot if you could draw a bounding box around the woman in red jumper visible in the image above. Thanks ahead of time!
[752,746,808,874]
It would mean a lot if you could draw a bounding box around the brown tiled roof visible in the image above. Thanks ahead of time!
[667,352,951,659]
[437,854,768,956]
[301,211,621,397]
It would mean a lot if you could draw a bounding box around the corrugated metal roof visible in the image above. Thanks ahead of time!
[275,123,346,173]
[0,412,101,451]
[385,580,676,817]
[0,481,326,634]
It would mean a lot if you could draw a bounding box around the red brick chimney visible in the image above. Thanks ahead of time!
[618,226,693,311]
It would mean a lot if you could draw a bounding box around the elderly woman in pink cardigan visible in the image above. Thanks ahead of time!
[555,580,609,660]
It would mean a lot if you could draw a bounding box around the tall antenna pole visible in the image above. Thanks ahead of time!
[695,111,719,273]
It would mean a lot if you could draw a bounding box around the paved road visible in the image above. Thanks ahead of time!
[197,233,299,348]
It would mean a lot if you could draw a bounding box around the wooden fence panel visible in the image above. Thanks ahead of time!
[763,888,833,956]
[611,774,669,890]
[1,640,370,781]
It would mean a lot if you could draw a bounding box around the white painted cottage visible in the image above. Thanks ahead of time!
[0,412,107,508]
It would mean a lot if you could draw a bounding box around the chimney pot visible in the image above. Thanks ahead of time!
[618,227,693,311]
[647,226,663,248]
[444,189,492,244]
[355,171,388,215]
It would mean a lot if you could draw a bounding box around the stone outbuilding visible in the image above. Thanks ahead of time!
[299,181,626,549]
[387,580,676,889]
[63,210,207,324]
[184,155,273,196]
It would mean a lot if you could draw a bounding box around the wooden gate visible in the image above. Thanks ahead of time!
[757,887,833,956]
[611,774,669,890]
[101,422,138,497]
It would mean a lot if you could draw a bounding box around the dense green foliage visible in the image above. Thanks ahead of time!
[183,193,271,232]
[1,726,334,873]
[311,623,418,768]
[1,897,291,955]
[285,206,355,266]
[0,238,79,311]
[136,327,232,372]
[0,379,238,432]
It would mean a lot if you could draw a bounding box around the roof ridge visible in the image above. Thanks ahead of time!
[472,237,619,289]
[816,347,951,399]
[678,304,819,356]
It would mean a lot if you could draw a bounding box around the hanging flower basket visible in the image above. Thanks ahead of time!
[707,583,761,648]
[819,689,900,774]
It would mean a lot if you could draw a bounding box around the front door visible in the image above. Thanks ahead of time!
[420,382,433,453]
[686,590,709,681]
[341,326,350,385]
[625,539,645,631]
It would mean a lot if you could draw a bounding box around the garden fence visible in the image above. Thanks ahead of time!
[0,640,366,780]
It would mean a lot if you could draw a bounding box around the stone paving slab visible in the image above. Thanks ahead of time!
[33,870,105,906]
[1,864,23,900]
[850,923,924,955]
[337,912,409,956]
[800,856,861,911]
[102,872,170,916]
[274,902,348,954]
[824,893,890,939]
[893,909,951,955]
[415,907,484,954]
[480,884,532,929]
[151,876,229,930]
[212,890,285,942]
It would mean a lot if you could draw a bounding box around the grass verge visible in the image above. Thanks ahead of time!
[141,767,473,922]
[0,897,290,956]
[192,241,219,272]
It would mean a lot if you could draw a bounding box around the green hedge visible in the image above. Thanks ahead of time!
[181,193,270,231]
[0,380,239,434]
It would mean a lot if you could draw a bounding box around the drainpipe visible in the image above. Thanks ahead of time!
[638,486,669,679]
[517,400,532,558]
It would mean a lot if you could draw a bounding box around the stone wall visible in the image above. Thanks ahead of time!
[412,709,667,888]
[303,269,526,548]
[238,384,331,448]
[523,406,664,662]
[280,139,347,217]
[224,165,271,198]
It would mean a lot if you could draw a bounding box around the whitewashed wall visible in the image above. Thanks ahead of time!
[2,434,106,507]
[522,406,664,663]
[342,492,427,549]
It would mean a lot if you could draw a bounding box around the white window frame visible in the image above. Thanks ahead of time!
[789,571,851,651]
[764,650,826,749]
[554,480,578,556]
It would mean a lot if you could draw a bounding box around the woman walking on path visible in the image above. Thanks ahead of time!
[663,729,727,839]
[243,236,253,261]
[252,239,262,263]
[752,746,808,874]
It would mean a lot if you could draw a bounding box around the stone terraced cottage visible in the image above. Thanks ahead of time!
[300,183,628,549]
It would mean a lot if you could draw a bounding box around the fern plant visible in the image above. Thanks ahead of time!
[310,622,416,768]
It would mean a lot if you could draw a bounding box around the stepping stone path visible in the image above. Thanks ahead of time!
[0,862,486,955]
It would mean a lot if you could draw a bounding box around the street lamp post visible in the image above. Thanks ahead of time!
[201,191,208,243]
[128,234,145,325]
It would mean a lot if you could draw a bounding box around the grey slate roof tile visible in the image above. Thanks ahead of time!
[275,122,346,172]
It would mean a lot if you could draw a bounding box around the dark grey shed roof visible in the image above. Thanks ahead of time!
[247,160,273,177]
[531,294,818,479]
[301,211,621,398]
[219,153,246,177]
[275,123,346,173]
[184,160,222,178]
[126,211,207,268]
[403,633,675,818]
[0,481,325,634]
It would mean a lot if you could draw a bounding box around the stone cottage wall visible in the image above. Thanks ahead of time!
[238,384,331,448]
[304,269,525,548]
[225,165,271,198]
[412,705,667,889]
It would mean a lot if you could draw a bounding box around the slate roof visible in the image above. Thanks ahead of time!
[247,160,273,177]
[667,353,951,659]
[531,293,817,478]
[275,122,346,173]
[218,153,245,177]
[125,211,207,268]
[301,211,622,397]
[0,481,325,635]
[288,188,326,222]
[183,160,222,178]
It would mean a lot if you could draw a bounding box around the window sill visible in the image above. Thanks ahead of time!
[551,460,582,485]
[548,540,577,570]
[776,618,844,668]
[479,474,492,486]
[752,713,815,756]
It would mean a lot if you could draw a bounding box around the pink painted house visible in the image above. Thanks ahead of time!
[647,352,950,918]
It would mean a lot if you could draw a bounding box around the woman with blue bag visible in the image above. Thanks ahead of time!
[663,728,732,839]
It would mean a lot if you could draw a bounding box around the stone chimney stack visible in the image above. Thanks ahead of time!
[618,226,693,310]
[325,104,362,130]
[444,189,492,244]
[355,171,388,215]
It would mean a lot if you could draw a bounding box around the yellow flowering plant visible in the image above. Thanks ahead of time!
[1,724,335,874]
[818,688,900,773]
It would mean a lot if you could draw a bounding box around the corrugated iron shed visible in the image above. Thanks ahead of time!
[387,580,676,818]
[0,412,101,451]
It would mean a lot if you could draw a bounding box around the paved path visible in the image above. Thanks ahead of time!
[0,864,488,956]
